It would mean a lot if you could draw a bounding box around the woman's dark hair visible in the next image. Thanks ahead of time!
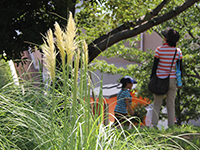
[166,39,179,47]
[162,28,180,47]
[120,78,132,88]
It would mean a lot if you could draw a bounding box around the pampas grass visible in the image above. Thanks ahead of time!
[64,12,77,65]
[41,29,56,82]
[83,39,88,65]
[54,12,77,66]
[54,22,65,65]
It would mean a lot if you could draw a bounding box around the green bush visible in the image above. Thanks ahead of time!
[0,58,13,88]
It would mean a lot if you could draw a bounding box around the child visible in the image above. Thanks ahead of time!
[113,76,137,128]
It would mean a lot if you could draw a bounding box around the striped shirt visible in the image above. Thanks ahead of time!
[114,89,132,114]
[154,43,182,79]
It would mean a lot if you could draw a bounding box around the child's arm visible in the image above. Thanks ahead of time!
[125,99,134,116]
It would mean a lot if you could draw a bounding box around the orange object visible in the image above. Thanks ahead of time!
[90,91,150,124]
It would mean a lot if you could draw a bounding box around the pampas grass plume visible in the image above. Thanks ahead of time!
[41,29,56,81]
[83,40,88,65]
[64,12,77,65]
[54,22,65,65]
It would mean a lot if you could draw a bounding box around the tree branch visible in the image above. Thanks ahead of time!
[188,30,200,46]
[135,0,170,25]
[180,14,200,46]
[183,72,200,79]
[90,0,170,46]
[88,0,200,63]
[194,69,200,79]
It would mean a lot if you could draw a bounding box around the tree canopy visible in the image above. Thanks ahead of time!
[76,0,200,63]
[1,0,199,64]
[0,0,76,62]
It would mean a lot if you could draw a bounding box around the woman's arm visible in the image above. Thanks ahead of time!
[125,99,134,116]
[150,57,159,79]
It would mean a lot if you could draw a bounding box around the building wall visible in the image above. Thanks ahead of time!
[14,49,43,85]
[143,32,162,51]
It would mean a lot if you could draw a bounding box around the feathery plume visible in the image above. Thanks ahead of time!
[54,22,65,65]
[83,40,88,65]
[64,12,77,65]
[41,29,56,81]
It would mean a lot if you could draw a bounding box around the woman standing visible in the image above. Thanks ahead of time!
[150,28,183,128]
[113,76,137,128]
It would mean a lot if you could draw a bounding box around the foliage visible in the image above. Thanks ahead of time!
[0,0,77,62]
[0,57,13,88]
[131,103,147,124]
[77,0,199,63]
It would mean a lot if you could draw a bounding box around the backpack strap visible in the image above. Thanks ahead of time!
[169,48,177,74]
